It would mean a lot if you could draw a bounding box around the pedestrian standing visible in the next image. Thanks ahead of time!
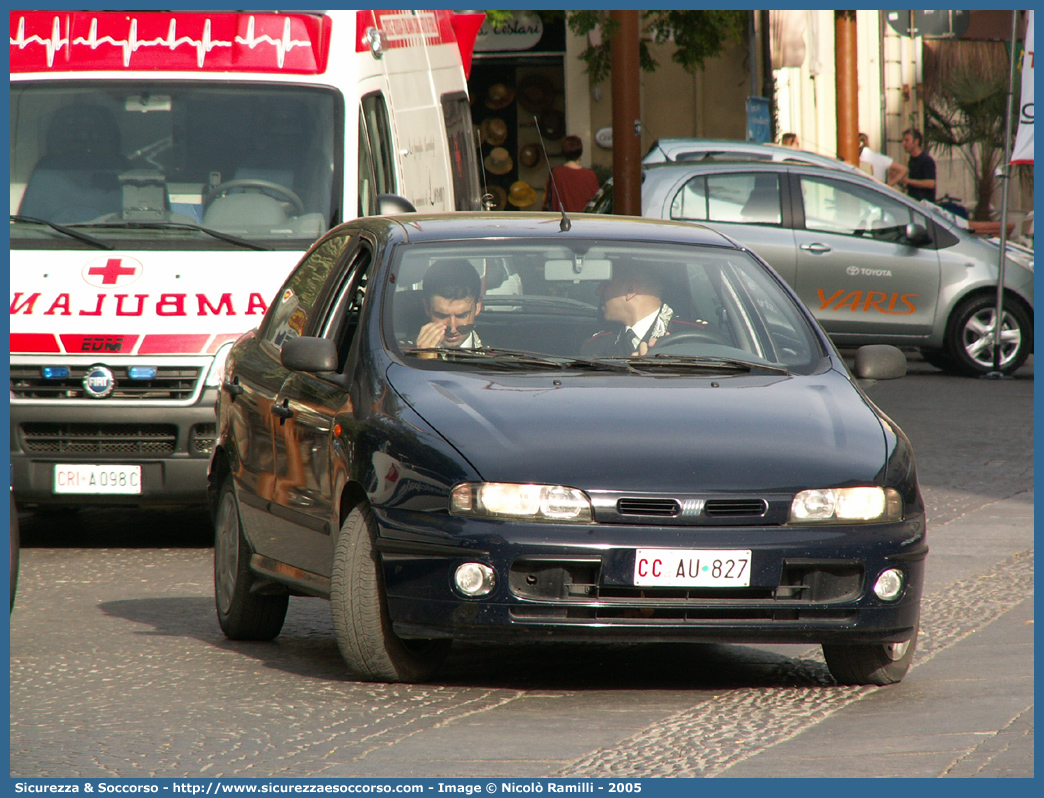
[858,132,907,187]
[544,135,601,213]
[900,128,936,202]
[780,132,799,148]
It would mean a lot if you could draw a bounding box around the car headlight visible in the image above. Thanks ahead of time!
[205,342,236,388]
[788,487,903,524]
[450,482,593,522]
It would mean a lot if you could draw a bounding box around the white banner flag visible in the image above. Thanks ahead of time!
[1011,10,1034,164]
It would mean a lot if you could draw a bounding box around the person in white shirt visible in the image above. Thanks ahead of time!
[859,132,908,188]
[415,259,483,349]
[582,263,709,357]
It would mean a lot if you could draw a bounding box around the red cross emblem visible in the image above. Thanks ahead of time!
[82,257,142,287]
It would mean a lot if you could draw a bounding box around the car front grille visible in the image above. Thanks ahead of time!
[10,365,203,401]
[508,558,864,623]
[21,423,178,456]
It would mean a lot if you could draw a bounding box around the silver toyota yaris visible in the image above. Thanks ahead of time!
[589,160,1033,376]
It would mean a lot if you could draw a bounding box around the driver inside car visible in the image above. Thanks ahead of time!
[415,258,484,349]
[582,262,708,357]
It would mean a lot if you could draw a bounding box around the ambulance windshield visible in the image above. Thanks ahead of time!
[10,82,340,245]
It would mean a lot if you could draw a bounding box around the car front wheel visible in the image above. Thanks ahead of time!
[822,621,918,685]
[331,504,450,682]
[946,295,1032,376]
[214,477,288,640]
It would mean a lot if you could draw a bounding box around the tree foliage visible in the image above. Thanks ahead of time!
[486,11,746,84]
[923,40,1018,221]
[566,10,747,84]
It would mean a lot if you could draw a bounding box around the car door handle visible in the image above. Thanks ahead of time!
[222,378,244,398]
[271,399,294,424]
[799,242,832,254]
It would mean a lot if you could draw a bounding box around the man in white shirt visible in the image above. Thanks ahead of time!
[582,263,709,357]
[415,259,483,349]
[859,132,907,188]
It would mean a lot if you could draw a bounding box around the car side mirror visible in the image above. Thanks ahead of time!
[853,344,906,381]
[904,223,930,245]
[281,336,338,373]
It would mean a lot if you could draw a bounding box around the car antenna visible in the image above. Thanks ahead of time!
[533,113,570,232]
[476,125,494,211]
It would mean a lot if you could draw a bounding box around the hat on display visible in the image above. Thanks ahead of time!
[484,83,516,110]
[537,109,565,140]
[484,146,514,175]
[484,184,508,211]
[508,180,537,208]
[518,74,557,114]
[480,116,508,146]
[518,143,543,168]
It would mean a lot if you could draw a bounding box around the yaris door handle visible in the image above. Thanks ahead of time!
[799,242,832,254]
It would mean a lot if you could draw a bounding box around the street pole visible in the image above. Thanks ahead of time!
[610,9,641,217]
[835,11,859,165]
[985,9,1020,379]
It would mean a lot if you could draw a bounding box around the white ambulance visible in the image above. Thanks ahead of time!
[9,9,485,508]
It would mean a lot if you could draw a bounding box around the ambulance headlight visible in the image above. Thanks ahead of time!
[788,487,903,524]
[450,483,592,522]
[205,342,236,387]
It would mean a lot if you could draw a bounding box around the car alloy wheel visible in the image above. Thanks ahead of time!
[947,295,1031,376]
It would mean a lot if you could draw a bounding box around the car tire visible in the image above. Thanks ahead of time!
[919,348,954,371]
[213,477,288,641]
[11,493,20,613]
[822,621,918,686]
[330,504,450,682]
[945,295,1032,376]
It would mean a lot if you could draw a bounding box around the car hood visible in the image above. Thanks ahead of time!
[386,364,889,494]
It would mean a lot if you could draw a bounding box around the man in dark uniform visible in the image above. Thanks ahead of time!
[900,128,936,202]
[581,262,709,357]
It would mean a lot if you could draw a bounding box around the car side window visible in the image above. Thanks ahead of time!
[670,176,708,221]
[261,233,352,354]
[360,92,397,199]
[319,244,374,371]
[800,176,925,241]
[701,173,782,225]
[441,92,482,211]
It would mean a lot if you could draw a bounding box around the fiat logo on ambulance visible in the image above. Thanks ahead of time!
[82,256,143,288]
[83,365,116,399]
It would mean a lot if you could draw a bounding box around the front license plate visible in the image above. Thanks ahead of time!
[53,464,142,495]
[634,548,752,587]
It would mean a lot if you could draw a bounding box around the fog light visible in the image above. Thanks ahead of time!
[873,568,904,601]
[454,563,495,597]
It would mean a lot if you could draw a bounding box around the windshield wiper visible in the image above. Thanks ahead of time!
[406,347,571,370]
[83,220,272,251]
[625,354,790,375]
[10,215,113,250]
[406,347,644,374]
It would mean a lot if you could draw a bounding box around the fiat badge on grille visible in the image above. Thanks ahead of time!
[83,365,115,399]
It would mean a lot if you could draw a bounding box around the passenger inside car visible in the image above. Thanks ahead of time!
[582,261,713,357]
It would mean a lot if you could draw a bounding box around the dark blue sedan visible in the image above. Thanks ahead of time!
[209,212,925,685]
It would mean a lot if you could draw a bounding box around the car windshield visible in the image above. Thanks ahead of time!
[10,82,339,246]
[385,239,824,375]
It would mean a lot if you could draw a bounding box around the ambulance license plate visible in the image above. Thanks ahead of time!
[633,548,751,587]
[53,464,142,495]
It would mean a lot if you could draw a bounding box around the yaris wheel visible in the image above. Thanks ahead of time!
[822,621,919,686]
[331,505,450,682]
[214,477,288,640]
[946,295,1031,376]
